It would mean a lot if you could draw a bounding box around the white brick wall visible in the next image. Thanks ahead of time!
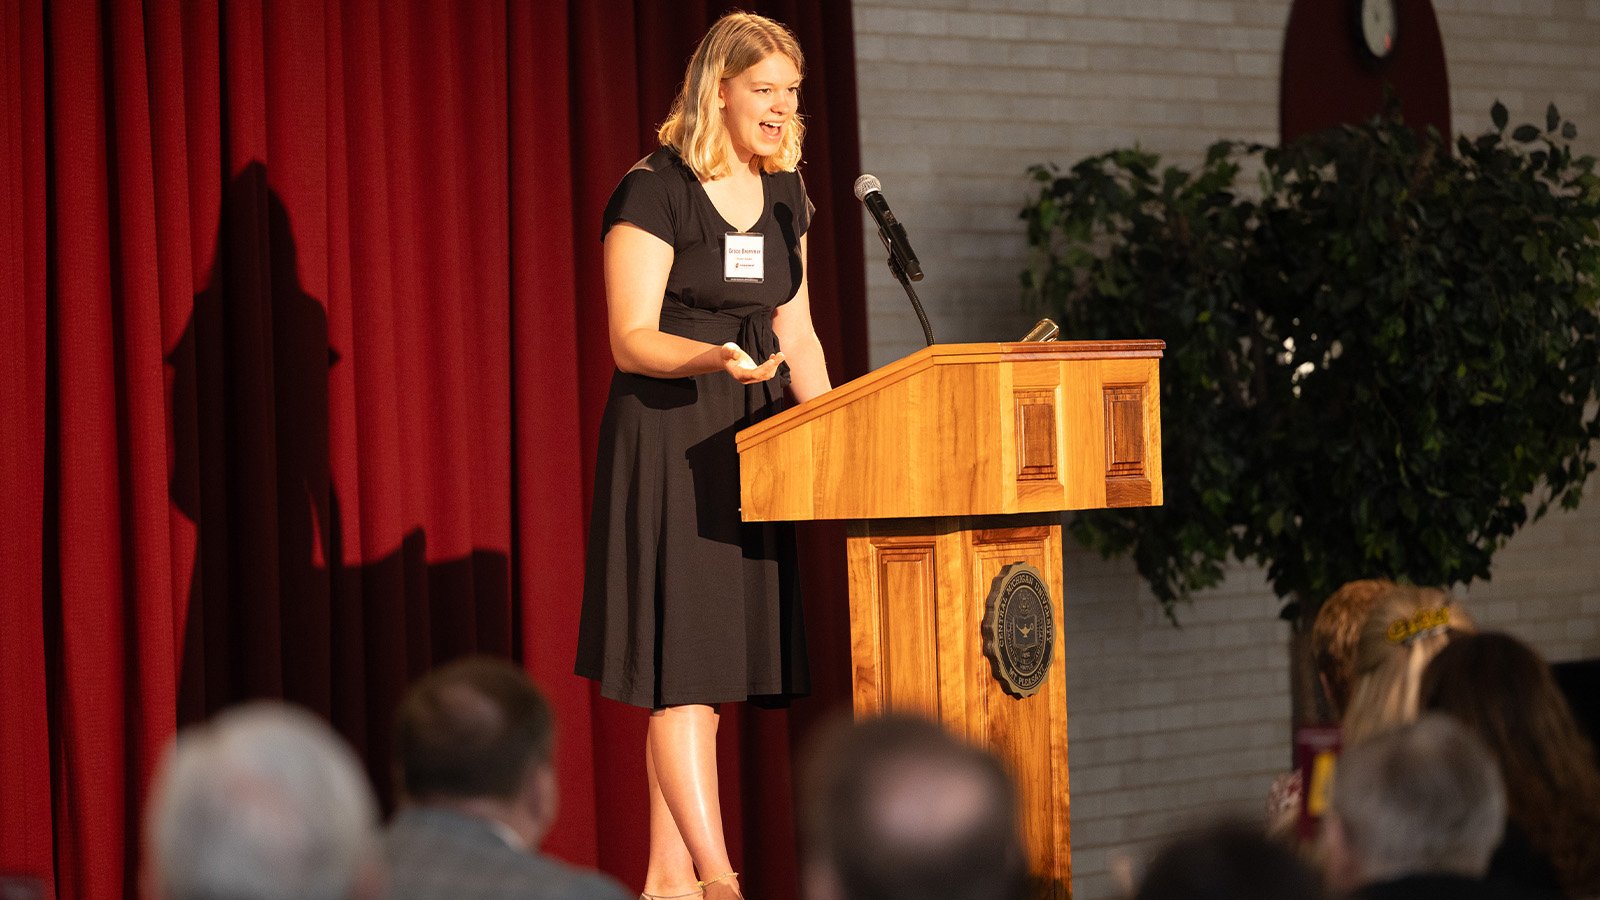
[854,3,1289,362]
[851,3,1600,897]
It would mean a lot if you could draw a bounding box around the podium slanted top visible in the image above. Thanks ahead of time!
[736,340,1165,522]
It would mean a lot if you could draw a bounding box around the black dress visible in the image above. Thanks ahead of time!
[574,147,812,709]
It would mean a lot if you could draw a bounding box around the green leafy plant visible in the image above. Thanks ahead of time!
[1021,102,1600,628]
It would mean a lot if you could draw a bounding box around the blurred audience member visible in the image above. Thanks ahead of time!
[1422,632,1600,898]
[1273,581,1473,834]
[144,702,382,900]
[386,656,631,900]
[1134,820,1328,900]
[1312,579,1398,721]
[1339,585,1473,746]
[1322,714,1519,899]
[800,714,1027,900]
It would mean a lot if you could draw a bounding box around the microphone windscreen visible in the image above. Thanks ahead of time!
[852,174,881,202]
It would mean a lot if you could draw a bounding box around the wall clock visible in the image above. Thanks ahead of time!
[1280,0,1448,143]
[1357,0,1398,60]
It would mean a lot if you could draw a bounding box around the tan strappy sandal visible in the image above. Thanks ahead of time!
[697,872,742,899]
[640,888,703,900]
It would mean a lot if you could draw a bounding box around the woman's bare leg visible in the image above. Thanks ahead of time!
[643,733,700,897]
[648,704,741,899]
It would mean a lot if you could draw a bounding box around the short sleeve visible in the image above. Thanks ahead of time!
[794,169,815,239]
[601,163,676,246]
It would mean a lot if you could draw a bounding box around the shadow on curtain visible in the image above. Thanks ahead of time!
[167,160,517,794]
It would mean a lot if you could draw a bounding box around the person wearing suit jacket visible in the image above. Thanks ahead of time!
[384,657,632,900]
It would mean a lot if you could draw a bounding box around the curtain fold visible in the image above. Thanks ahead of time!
[0,2,865,898]
[1,3,53,892]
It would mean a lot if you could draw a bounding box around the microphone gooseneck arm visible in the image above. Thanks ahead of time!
[881,230,935,347]
[855,174,934,347]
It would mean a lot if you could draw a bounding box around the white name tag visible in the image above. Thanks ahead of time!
[724,232,764,283]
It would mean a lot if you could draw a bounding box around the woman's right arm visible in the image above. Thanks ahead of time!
[605,222,783,382]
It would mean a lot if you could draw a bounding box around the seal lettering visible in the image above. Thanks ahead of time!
[981,562,1056,699]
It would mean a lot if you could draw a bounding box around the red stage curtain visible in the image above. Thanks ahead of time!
[0,2,867,898]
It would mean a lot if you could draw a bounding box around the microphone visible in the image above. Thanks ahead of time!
[853,174,923,282]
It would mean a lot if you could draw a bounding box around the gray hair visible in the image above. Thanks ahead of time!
[146,703,379,900]
[1330,713,1505,881]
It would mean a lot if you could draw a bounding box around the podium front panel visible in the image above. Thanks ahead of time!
[847,515,1072,898]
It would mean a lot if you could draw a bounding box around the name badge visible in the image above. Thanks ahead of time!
[724,232,764,283]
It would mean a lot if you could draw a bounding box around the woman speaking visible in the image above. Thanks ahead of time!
[575,13,831,900]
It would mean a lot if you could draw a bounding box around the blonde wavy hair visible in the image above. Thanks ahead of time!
[1312,578,1397,718]
[1341,585,1474,747]
[658,12,805,180]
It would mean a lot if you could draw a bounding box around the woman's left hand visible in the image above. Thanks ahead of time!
[721,343,785,383]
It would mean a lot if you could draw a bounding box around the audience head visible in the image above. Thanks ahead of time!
[1311,578,1396,720]
[1421,631,1600,897]
[144,702,380,900]
[801,714,1027,900]
[393,656,557,847]
[1322,714,1505,892]
[1340,585,1472,746]
[1134,820,1328,900]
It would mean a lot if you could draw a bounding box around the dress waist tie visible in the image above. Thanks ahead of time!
[657,303,787,421]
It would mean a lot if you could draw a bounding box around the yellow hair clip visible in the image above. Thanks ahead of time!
[1386,605,1451,645]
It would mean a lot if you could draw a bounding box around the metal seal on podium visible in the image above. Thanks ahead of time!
[981,562,1055,699]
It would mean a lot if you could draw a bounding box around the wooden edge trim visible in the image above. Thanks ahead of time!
[736,340,1166,451]
[1105,477,1153,507]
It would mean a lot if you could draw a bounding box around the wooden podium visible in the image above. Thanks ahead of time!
[736,340,1164,897]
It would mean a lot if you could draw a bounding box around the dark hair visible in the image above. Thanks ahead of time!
[394,656,555,801]
[1420,632,1600,897]
[801,714,1027,900]
[1135,821,1327,900]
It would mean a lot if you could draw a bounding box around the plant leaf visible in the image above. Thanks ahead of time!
[1492,101,1508,130]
